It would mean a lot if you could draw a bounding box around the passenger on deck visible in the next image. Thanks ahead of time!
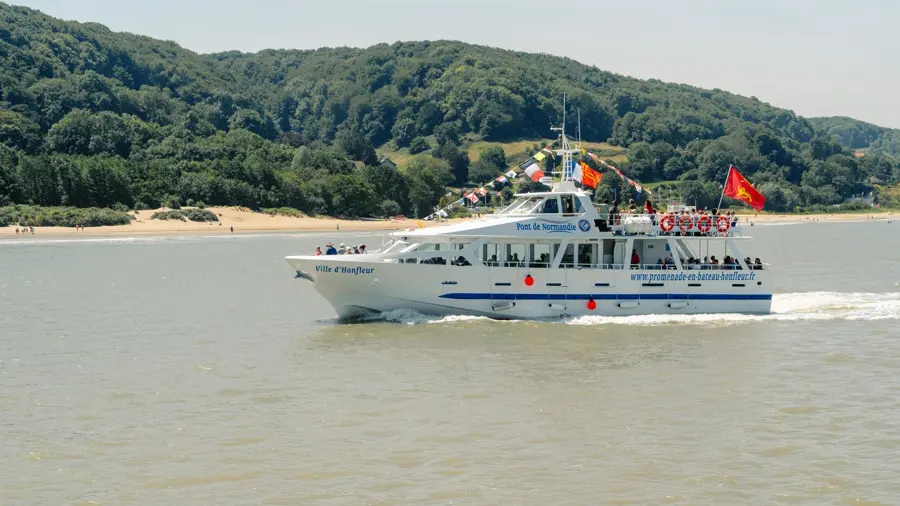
[755,258,763,270]
[326,242,337,255]
[489,254,498,267]
[314,246,323,256]
[631,249,640,269]
[644,199,657,225]
[359,245,367,254]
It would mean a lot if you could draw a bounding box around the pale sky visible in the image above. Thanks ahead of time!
[13,0,900,128]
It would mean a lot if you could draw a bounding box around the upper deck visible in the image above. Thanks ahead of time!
[404,185,750,241]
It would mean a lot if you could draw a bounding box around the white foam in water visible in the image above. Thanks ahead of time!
[370,309,491,325]
[366,292,900,327]
[569,292,900,326]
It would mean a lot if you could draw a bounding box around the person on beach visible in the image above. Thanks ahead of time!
[15,227,19,235]
[230,225,234,233]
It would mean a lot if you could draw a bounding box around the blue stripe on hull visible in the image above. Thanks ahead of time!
[439,293,773,301]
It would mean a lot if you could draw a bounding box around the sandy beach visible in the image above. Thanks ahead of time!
[0,207,896,240]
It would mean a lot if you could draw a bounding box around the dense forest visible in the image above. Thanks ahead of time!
[1,2,899,219]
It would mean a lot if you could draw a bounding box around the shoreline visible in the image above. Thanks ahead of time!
[0,207,452,241]
[1,207,896,241]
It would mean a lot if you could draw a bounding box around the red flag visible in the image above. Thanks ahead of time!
[723,165,765,211]
[579,161,602,189]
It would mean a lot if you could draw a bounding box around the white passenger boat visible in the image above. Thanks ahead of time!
[286,130,772,320]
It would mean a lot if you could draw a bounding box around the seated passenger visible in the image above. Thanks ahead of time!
[631,249,640,269]
[754,258,763,270]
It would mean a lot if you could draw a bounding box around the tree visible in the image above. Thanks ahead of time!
[335,129,378,166]
[433,141,469,186]
[364,163,409,214]
[391,118,416,147]
[478,145,507,171]
[0,145,21,205]
[323,172,377,217]
[434,122,460,146]
[46,110,132,157]
[409,136,430,154]
[405,156,453,217]
[378,199,402,217]
[468,159,500,185]
[0,110,41,151]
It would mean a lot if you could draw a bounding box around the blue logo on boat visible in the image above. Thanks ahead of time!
[578,219,591,232]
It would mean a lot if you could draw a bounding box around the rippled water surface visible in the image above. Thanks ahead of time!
[2,222,900,505]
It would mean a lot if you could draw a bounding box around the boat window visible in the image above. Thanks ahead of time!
[574,197,584,214]
[450,242,470,266]
[482,243,501,266]
[414,243,447,265]
[502,197,530,214]
[557,243,576,268]
[529,243,552,268]
[504,244,526,267]
[415,243,441,252]
[577,243,596,267]
[505,197,543,215]
[541,197,559,214]
[562,196,575,215]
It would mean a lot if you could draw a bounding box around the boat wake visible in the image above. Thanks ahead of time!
[365,309,493,326]
[362,292,900,327]
[570,291,900,326]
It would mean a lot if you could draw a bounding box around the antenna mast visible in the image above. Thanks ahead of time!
[549,93,581,183]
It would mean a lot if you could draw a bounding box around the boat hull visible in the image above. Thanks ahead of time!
[286,256,773,320]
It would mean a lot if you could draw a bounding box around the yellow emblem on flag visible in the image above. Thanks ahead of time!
[533,152,546,162]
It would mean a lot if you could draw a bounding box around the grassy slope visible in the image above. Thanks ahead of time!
[378,138,628,171]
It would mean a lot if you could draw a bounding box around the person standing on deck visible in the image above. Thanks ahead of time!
[631,249,641,269]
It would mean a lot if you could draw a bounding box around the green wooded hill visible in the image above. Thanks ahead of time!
[807,117,900,155]
[1,2,899,217]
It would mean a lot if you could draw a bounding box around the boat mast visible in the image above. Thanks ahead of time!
[549,93,581,183]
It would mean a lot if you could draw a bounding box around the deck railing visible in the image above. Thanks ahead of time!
[601,213,744,237]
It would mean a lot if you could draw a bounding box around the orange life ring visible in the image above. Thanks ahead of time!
[659,214,675,233]
[677,215,693,233]
[716,215,730,234]
[698,215,712,233]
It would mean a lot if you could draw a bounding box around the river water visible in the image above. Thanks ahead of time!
[2,222,899,505]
